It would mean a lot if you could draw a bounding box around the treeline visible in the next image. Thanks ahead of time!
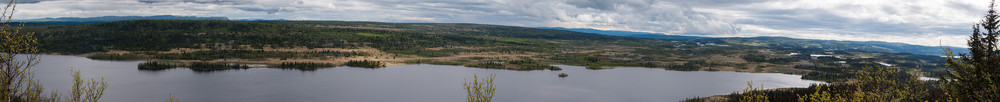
[137,62,249,71]
[548,53,659,69]
[741,54,798,64]
[684,66,944,102]
[29,20,954,78]
[31,20,612,57]
[343,60,386,68]
[188,62,250,71]
[86,50,370,61]
[262,21,627,41]
[662,60,705,71]
[403,59,466,65]
[154,50,298,60]
[277,62,336,70]
[463,60,561,71]
[800,72,854,82]
[139,61,388,71]
[137,62,183,70]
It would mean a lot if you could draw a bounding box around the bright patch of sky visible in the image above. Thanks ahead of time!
[11,0,990,47]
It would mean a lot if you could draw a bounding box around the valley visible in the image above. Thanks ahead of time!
[27,20,952,82]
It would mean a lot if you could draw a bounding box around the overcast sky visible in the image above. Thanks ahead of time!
[11,0,992,47]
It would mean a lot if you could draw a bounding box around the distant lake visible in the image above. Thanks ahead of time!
[26,54,822,102]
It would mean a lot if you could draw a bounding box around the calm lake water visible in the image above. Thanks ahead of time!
[25,54,823,102]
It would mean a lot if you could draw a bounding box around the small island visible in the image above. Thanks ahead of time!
[27,20,951,82]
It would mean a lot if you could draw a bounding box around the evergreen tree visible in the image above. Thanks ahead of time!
[941,0,1000,101]
[0,0,109,101]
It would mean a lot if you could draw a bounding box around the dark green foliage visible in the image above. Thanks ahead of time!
[137,62,182,70]
[558,73,568,78]
[403,59,434,64]
[263,21,624,41]
[548,66,562,70]
[187,62,249,71]
[663,60,705,71]
[724,66,945,102]
[793,65,851,73]
[386,49,452,57]
[464,62,504,69]
[941,1,1000,101]
[680,96,708,102]
[315,50,369,57]
[343,60,386,68]
[149,50,367,60]
[86,50,368,61]
[711,2,1000,101]
[33,20,317,53]
[153,50,297,60]
[794,66,939,101]
[464,60,560,71]
[31,20,592,58]
[277,62,335,71]
[137,62,248,71]
[28,20,952,81]
[428,61,467,66]
[506,60,561,70]
[548,53,661,69]
[585,65,603,70]
[87,53,146,60]
[741,54,797,64]
[800,72,853,82]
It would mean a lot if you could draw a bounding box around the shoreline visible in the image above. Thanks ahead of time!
[43,53,817,76]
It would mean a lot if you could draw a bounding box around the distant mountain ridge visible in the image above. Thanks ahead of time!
[23,20,954,79]
[840,40,970,56]
[730,36,971,56]
[19,15,228,25]
[535,27,708,39]
[18,15,971,56]
[538,27,969,56]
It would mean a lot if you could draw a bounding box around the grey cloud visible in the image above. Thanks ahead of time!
[675,0,773,6]
[11,0,983,46]
[6,0,49,4]
[136,0,251,5]
[731,1,973,35]
[565,0,654,11]
[12,0,743,35]
[236,7,282,14]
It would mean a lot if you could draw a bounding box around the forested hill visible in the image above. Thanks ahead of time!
[24,15,966,56]
[540,27,969,56]
[261,21,627,40]
[28,20,636,54]
[27,20,952,81]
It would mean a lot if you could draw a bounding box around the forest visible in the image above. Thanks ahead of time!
[24,19,951,82]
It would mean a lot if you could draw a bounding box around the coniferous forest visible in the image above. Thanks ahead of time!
[6,0,1000,102]
[21,19,954,82]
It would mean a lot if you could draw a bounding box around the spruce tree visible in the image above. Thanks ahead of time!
[941,0,1000,101]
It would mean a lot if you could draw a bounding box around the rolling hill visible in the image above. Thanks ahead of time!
[539,27,969,56]
[24,19,954,82]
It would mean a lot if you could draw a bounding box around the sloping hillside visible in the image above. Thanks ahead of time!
[26,20,952,82]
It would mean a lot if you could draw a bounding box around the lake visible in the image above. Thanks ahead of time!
[26,54,823,102]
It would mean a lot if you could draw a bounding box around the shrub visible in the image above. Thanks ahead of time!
[278,62,335,70]
[343,60,386,68]
[137,62,183,70]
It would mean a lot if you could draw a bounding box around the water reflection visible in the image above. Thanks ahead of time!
[27,54,823,102]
